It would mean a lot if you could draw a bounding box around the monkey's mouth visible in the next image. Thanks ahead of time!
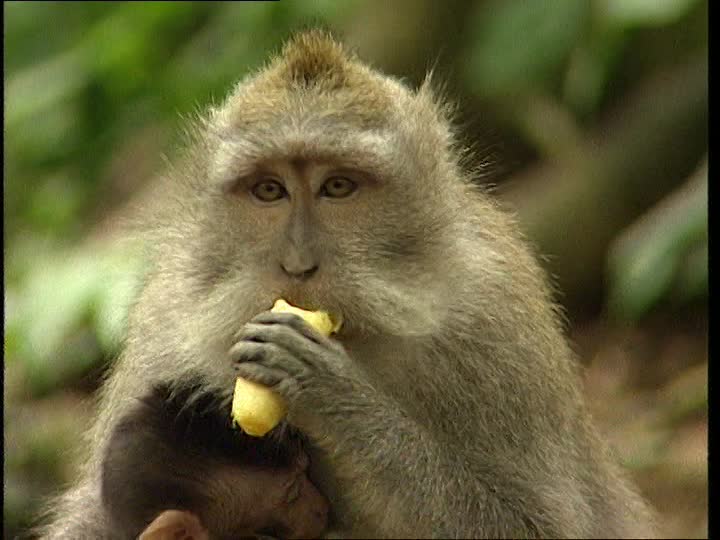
[273,296,317,312]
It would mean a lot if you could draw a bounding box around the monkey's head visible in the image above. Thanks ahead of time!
[154,30,475,344]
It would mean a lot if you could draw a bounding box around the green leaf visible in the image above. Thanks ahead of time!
[607,237,680,321]
[562,26,627,117]
[6,243,145,395]
[465,0,590,97]
[673,242,708,302]
[600,0,702,27]
[607,164,707,321]
[4,48,89,130]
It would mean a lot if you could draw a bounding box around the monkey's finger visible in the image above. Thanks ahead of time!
[235,323,322,367]
[229,340,282,364]
[249,311,326,344]
[254,345,312,379]
[235,361,303,403]
[231,339,310,378]
[234,362,288,388]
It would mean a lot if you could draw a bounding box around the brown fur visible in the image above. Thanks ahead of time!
[36,29,656,539]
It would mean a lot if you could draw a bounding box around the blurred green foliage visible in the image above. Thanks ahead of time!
[5,242,144,395]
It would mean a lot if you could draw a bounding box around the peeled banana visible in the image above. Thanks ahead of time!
[231,299,342,437]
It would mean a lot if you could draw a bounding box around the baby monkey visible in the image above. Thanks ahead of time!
[102,385,328,539]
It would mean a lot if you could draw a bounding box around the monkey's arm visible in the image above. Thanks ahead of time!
[35,481,119,540]
[311,392,544,538]
[232,312,551,538]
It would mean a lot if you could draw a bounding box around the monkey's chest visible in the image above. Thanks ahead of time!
[306,444,365,537]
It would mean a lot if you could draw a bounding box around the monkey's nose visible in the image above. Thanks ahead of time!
[280,263,319,280]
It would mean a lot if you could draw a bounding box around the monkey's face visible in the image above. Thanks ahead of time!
[204,143,451,340]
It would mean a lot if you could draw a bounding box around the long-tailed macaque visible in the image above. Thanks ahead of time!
[37,30,656,539]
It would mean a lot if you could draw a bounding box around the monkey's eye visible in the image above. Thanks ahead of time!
[251,180,287,203]
[321,176,357,199]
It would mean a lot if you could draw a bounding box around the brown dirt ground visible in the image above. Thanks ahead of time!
[574,309,708,539]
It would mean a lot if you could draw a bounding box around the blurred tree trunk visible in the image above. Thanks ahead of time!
[500,53,707,318]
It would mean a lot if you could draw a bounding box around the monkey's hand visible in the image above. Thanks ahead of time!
[230,311,369,434]
[139,510,209,540]
[228,312,453,537]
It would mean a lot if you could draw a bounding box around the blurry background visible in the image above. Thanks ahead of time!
[4,1,707,538]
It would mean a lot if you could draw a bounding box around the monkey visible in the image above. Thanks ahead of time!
[36,29,657,539]
[101,384,328,539]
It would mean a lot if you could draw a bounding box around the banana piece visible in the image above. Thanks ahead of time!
[231,299,342,437]
[271,299,342,336]
[231,377,287,437]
